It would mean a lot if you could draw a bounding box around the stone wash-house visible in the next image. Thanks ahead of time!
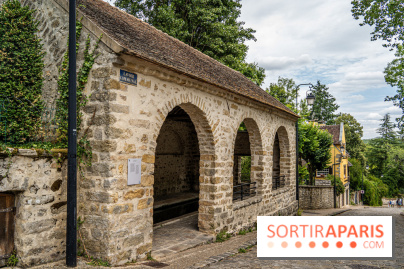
[1,0,299,266]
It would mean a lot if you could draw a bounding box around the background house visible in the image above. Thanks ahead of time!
[317,123,351,206]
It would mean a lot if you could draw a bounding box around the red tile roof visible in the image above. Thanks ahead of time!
[77,0,297,117]
[319,125,341,144]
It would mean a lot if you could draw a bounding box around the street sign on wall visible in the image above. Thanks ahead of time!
[120,70,137,85]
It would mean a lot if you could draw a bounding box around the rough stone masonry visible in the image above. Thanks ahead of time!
[1,0,299,266]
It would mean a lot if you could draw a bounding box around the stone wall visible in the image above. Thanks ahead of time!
[14,0,300,266]
[154,119,200,199]
[315,179,331,186]
[299,186,334,209]
[299,185,350,209]
[0,151,67,267]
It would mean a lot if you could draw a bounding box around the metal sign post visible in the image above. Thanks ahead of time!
[66,0,77,267]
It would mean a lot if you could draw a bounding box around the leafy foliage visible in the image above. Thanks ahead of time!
[55,18,101,168]
[0,0,44,144]
[326,174,345,196]
[377,113,396,141]
[267,77,298,111]
[385,46,404,127]
[335,113,366,164]
[240,155,251,182]
[352,1,404,129]
[379,142,404,196]
[365,135,404,196]
[115,0,266,85]
[362,175,388,206]
[366,137,389,177]
[308,81,340,125]
[298,121,333,184]
[351,0,404,50]
[348,158,364,191]
[215,230,232,242]
[7,250,18,267]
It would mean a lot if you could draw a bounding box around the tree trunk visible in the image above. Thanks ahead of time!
[308,165,314,185]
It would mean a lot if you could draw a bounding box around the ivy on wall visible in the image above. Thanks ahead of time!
[55,17,101,167]
[0,0,44,144]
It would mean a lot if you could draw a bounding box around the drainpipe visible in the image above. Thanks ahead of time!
[66,0,77,267]
[334,147,336,208]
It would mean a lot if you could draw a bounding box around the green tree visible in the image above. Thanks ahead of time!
[335,113,366,164]
[384,45,404,127]
[377,113,396,142]
[327,175,345,196]
[362,175,388,206]
[266,77,312,118]
[348,158,363,191]
[267,77,298,111]
[366,138,389,177]
[299,121,333,185]
[383,144,404,196]
[0,0,44,144]
[115,0,266,85]
[309,81,340,125]
[352,1,404,128]
[351,0,404,50]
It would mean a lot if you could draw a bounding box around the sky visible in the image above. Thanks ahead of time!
[104,0,400,139]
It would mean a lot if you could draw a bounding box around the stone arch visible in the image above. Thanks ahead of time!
[272,126,292,189]
[152,100,216,232]
[232,117,264,200]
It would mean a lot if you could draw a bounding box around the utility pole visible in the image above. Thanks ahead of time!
[66,0,77,267]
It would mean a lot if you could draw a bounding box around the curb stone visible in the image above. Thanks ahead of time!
[329,209,351,216]
[187,239,257,269]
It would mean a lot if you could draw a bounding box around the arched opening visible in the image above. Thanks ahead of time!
[272,127,291,190]
[272,132,282,189]
[153,106,200,224]
[233,119,263,200]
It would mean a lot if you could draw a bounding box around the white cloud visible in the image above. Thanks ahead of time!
[239,0,399,139]
[260,54,312,70]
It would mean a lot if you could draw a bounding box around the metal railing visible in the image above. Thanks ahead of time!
[233,181,257,201]
[272,175,285,190]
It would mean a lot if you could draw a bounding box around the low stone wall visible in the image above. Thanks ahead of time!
[0,150,67,267]
[315,179,331,186]
[299,186,334,209]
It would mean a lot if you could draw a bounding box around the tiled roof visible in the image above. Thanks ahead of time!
[319,125,341,144]
[77,0,297,117]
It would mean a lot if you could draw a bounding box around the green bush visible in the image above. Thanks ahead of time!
[326,175,345,196]
[348,158,363,191]
[240,156,251,182]
[0,0,44,144]
[363,175,388,206]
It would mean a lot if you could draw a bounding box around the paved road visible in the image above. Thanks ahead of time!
[204,207,404,269]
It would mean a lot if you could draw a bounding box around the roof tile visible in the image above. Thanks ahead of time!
[77,0,297,117]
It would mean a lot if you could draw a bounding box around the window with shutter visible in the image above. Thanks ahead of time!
[0,193,15,264]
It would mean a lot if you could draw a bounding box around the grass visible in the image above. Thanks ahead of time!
[238,244,255,254]
[87,257,110,267]
[215,230,232,242]
[147,252,156,261]
[238,229,247,235]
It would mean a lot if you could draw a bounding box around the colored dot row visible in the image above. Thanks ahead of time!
[268,241,357,249]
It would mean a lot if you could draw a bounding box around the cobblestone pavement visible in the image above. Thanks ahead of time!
[203,207,404,269]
